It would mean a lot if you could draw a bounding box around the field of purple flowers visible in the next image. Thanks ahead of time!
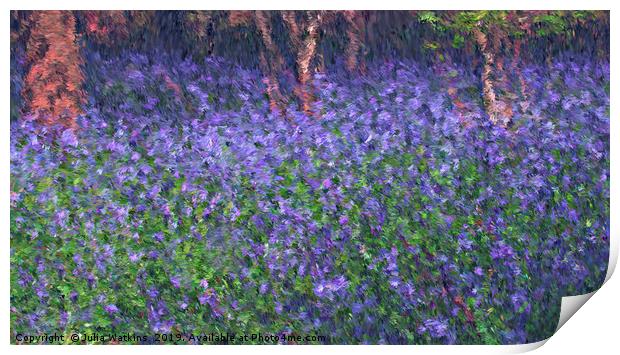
[10,51,609,344]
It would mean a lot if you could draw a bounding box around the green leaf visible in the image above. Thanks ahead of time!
[452,34,465,48]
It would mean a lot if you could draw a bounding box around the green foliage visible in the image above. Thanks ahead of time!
[533,12,567,36]
[452,34,465,49]
[452,11,489,32]
[418,11,445,31]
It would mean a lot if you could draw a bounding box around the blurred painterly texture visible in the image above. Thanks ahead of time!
[10,10,609,344]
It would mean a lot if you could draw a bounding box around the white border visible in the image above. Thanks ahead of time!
[3,1,617,354]
[1,1,617,10]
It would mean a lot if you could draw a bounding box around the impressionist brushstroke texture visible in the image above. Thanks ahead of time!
[10,11,609,345]
[22,11,84,128]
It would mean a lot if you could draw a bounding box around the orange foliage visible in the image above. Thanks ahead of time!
[23,11,84,128]
[84,11,128,44]
[228,11,254,27]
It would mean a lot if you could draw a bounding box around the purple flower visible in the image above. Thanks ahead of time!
[104,304,119,314]
[153,232,165,243]
[128,252,142,263]
[314,275,349,299]
[275,302,283,314]
[511,292,530,313]
[352,303,364,314]
[147,288,159,298]
[457,233,473,251]
[490,241,515,260]
[54,210,69,228]
[418,318,449,338]
[59,311,68,327]
[60,129,78,147]
[322,178,332,189]
[389,278,400,289]
[568,209,579,223]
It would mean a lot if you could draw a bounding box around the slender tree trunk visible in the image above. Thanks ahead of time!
[281,11,306,85]
[254,11,286,114]
[490,26,508,91]
[258,51,284,114]
[255,11,284,70]
[281,11,301,49]
[295,11,321,115]
[489,25,513,123]
[472,26,502,126]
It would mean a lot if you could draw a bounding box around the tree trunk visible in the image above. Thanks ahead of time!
[343,11,362,73]
[254,11,286,114]
[295,11,321,115]
[281,11,301,49]
[489,25,513,123]
[471,26,503,126]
